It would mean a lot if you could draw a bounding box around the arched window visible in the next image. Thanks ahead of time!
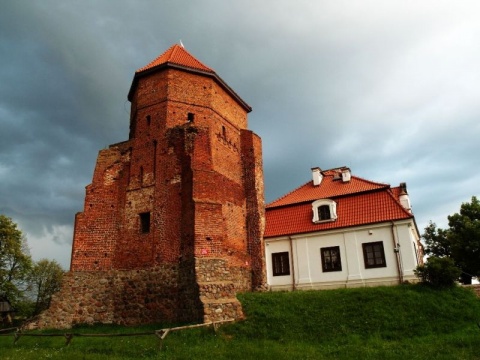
[312,199,337,223]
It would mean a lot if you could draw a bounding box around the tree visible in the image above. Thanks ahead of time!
[28,259,64,315]
[414,256,461,288]
[0,215,32,306]
[422,196,480,284]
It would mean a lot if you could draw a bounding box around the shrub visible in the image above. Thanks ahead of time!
[414,256,461,288]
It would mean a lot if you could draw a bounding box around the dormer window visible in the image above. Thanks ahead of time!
[312,199,337,223]
[318,205,331,220]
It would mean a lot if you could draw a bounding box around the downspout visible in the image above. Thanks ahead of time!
[391,222,404,284]
[288,236,296,291]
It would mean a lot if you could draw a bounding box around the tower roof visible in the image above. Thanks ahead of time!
[135,44,214,74]
[128,44,251,112]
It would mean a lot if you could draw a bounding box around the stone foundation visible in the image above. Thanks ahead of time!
[196,257,251,322]
[26,257,254,329]
[26,265,188,329]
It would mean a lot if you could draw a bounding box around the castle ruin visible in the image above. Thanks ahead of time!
[33,44,266,328]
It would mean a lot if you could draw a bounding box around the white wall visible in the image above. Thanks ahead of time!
[265,220,420,290]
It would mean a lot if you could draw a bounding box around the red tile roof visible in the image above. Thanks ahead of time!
[136,44,214,74]
[265,168,413,238]
[267,169,388,208]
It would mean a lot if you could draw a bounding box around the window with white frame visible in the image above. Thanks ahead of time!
[312,199,337,223]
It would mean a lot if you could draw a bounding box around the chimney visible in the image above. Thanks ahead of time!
[398,182,412,213]
[311,167,322,186]
[341,168,351,182]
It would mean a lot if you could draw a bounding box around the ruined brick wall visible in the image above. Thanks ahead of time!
[70,142,131,271]
[57,55,266,328]
[241,130,266,289]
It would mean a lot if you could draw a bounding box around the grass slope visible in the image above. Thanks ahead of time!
[1,284,479,359]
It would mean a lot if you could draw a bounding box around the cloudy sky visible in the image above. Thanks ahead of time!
[1,1,479,269]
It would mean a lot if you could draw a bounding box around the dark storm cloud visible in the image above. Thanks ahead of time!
[1,0,479,268]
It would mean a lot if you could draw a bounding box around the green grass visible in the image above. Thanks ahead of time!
[1,284,479,359]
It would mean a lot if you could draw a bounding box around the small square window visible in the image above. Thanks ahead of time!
[321,246,342,272]
[362,241,386,268]
[318,205,331,220]
[187,113,194,122]
[139,212,151,234]
[272,252,290,276]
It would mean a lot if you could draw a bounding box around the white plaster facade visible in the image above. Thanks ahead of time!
[265,219,422,291]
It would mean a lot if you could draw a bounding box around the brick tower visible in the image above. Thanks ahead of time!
[33,44,266,328]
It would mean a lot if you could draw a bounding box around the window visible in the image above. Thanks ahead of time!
[321,246,342,272]
[272,252,290,276]
[318,205,331,221]
[312,199,337,223]
[146,115,151,126]
[362,241,386,268]
[187,112,194,122]
[139,212,151,234]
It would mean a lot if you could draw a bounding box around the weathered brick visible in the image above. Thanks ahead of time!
[30,47,266,329]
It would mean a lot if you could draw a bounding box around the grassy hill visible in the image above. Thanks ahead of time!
[1,284,479,359]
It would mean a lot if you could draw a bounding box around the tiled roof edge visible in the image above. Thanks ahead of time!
[387,186,415,218]
[266,180,311,208]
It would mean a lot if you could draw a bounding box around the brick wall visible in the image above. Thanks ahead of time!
[44,54,266,329]
[241,130,267,289]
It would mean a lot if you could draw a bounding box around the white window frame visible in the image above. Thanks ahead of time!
[312,199,337,223]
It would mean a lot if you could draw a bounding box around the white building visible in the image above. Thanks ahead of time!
[264,167,423,290]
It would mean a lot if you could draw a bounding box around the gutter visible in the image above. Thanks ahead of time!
[391,222,404,284]
[288,236,296,291]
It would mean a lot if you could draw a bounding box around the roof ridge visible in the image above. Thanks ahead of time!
[349,174,389,188]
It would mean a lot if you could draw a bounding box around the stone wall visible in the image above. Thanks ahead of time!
[195,258,250,322]
[27,264,202,329]
[27,257,255,329]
